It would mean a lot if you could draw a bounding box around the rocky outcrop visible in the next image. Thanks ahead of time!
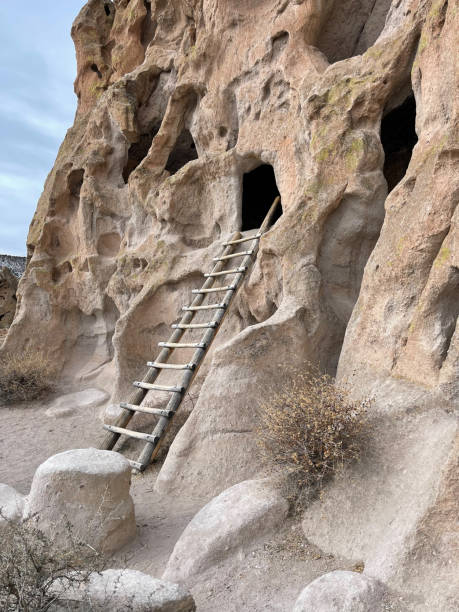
[23,448,136,554]
[2,1,458,608]
[0,267,18,329]
[0,255,26,278]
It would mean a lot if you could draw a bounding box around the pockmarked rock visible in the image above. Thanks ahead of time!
[52,569,196,612]
[46,388,109,418]
[292,571,384,612]
[163,479,289,582]
[23,448,136,554]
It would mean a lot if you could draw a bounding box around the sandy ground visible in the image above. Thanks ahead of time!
[0,388,408,611]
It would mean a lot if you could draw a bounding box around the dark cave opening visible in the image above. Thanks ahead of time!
[122,125,160,183]
[104,4,111,16]
[90,63,102,79]
[241,164,282,231]
[381,95,418,193]
[165,129,198,175]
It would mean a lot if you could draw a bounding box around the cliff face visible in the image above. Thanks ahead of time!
[3,1,458,605]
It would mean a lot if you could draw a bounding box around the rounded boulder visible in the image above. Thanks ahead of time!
[23,448,136,554]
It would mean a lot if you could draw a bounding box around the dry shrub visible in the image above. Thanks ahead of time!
[257,366,371,506]
[0,349,56,403]
[0,514,105,611]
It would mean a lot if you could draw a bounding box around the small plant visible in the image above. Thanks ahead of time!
[0,349,57,403]
[256,366,371,506]
[0,514,105,611]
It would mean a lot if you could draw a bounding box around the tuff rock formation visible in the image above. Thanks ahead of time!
[23,448,136,554]
[2,1,458,609]
[0,267,18,330]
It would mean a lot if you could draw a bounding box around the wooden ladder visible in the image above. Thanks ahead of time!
[100,196,280,472]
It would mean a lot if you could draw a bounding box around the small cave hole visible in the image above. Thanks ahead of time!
[241,164,282,231]
[165,129,199,175]
[104,4,111,16]
[381,94,418,193]
[141,0,156,47]
[122,125,160,183]
[90,63,102,79]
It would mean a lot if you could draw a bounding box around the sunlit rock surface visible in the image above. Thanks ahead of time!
[2,2,458,608]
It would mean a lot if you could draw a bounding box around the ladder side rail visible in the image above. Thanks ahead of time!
[134,197,280,469]
[100,231,241,451]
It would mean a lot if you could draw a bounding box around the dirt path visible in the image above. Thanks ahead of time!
[1,392,404,611]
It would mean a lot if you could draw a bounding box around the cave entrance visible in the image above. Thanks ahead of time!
[165,129,198,175]
[241,164,281,231]
[123,124,161,183]
[381,94,418,193]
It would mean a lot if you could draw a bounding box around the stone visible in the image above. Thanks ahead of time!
[163,479,289,582]
[0,267,18,329]
[45,388,109,418]
[0,483,25,533]
[52,569,196,612]
[292,571,384,612]
[23,448,136,554]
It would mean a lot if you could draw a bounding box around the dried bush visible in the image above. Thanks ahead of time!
[0,349,56,403]
[256,367,371,505]
[0,514,105,611]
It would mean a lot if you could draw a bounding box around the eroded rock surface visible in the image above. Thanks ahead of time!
[2,1,458,609]
[0,267,18,329]
[292,571,384,612]
[53,569,196,612]
[23,448,136,554]
[163,479,289,582]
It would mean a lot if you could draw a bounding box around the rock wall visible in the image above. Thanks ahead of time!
[2,0,457,607]
[0,267,18,330]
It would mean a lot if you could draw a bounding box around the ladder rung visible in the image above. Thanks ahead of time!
[213,251,253,262]
[120,402,173,417]
[223,233,262,246]
[172,322,217,329]
[103,424,159,444]
[204,267,247,277]
[182,303,226,311]
[128,459,144,471]
[147,361,195,371]
[192,285,235,294]
[159,341,207,349]
[133,382,185,393]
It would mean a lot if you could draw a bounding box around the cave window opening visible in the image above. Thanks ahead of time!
[241,164,282,231]
[122,125,160,183]
[165,129,198,175]
[90,63,102,79]
[381,94,418,193]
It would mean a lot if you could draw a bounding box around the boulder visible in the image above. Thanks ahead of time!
[23,448,136,554]
[52,569,196,612]
[293,571,384,612]
[163,479,289,582]
[0,482,25,534]
[46,388,109,418]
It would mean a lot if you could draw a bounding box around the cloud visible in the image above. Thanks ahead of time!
[0,1,84,255]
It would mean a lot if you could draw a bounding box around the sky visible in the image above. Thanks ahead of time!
[0,1,86,255]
